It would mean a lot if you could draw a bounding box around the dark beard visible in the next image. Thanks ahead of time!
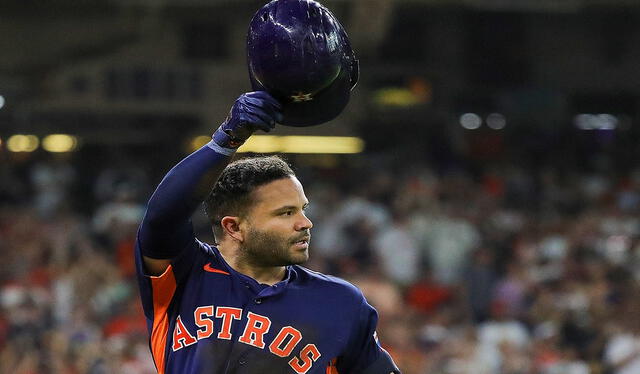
[240,227,310,268]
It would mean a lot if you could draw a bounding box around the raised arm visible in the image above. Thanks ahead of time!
[138,92,282,275]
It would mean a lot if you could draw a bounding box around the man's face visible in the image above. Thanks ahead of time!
[240,177,312,267]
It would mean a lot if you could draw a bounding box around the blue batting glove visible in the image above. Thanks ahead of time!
[213,91,283,149]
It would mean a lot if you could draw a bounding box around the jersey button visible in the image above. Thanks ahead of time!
[254,298,262,304]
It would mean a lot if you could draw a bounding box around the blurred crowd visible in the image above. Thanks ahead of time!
[1,146,640,374]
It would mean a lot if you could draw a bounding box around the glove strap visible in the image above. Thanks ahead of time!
[212,128,245,150]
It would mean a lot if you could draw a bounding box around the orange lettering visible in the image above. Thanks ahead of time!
[269,326,303,357]
[238,312,272,349]
[194,306,214,340]
[215,307,242,340]
[289,344,321,374]
[172,316,197,351]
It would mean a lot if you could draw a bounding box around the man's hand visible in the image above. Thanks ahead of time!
[213,91,283,149]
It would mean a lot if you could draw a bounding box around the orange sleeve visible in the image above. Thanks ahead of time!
[150,265,177,374]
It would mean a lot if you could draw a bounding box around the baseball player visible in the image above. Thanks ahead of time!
[135,91,402,374]
[136,0,400,372]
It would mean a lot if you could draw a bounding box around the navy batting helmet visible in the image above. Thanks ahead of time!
[247,0,359,127]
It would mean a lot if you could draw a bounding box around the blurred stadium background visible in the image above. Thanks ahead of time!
[2,0,640,373]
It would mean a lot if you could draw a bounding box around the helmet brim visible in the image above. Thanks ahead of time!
[249,60,358,127]
[249,69,348,127]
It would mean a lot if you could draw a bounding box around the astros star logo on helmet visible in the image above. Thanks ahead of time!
[290,92,314,102]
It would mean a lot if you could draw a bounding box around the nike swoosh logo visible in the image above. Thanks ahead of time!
[203,263,230,275]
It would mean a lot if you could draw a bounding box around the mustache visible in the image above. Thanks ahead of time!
[290,231,311,243]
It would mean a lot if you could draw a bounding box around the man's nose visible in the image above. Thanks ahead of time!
[296,212,313,231]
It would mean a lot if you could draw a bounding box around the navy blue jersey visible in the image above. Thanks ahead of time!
[135,239,398,374]
[134,143,400,374]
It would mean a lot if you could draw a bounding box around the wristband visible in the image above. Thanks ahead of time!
[206,139,237,156]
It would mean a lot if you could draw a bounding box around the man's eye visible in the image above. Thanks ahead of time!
[281,211,293,216]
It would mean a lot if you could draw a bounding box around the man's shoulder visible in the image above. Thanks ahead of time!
[290,265,365,301]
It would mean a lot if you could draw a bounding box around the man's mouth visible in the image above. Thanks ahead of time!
[292,236,310,245]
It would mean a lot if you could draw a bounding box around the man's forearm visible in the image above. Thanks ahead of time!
[139,141,234,259]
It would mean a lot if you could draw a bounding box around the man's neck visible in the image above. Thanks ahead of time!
[218,242,286,286]
[232,261,286,286]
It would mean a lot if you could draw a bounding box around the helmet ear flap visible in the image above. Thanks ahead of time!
[246,0,358,127]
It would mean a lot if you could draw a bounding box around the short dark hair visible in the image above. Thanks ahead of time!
[205,156,295,240]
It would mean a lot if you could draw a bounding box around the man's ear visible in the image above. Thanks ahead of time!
[221,216,244,242]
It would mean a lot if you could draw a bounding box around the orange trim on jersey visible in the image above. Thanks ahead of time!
[326,358,339,374]
[150,264,177,374]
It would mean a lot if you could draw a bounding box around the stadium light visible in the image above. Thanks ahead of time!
[42,134,78,152]
[189,135,365,154]
[239,135,284,153]
[486,113,506,130]
[274,136,364,154]
[7,135,39,152]
[460,113,482,129]
[574,114,618,130]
